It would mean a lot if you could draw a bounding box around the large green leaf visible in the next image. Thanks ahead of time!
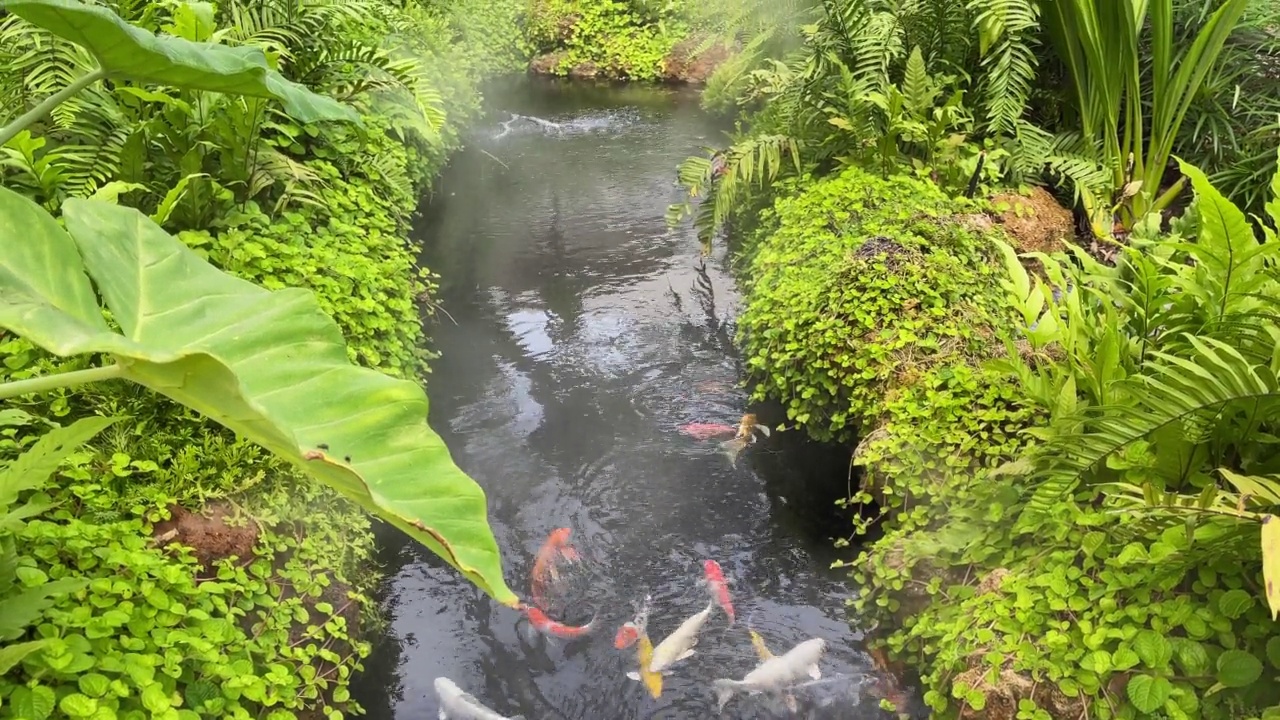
[1,0,359,125]
[0,188,516,605]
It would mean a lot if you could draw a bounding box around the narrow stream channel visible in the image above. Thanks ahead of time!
[353,79,885,720]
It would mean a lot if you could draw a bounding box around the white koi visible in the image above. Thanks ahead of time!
[712,638,827,711]
[647,601,715,673]
[434,678,525,720]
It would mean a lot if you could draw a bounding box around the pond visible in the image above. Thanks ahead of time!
[352,78,894,719]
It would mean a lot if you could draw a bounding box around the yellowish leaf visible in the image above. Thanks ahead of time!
[1263,514,1280,621]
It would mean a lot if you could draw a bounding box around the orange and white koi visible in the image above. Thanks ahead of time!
[614,596,651,650]
[530,528,579,610]
[524,606,595,639]
[702,559,735,624]
[678,422,738,440]
[735,413,771,441]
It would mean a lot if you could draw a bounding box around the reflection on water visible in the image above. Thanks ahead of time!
[352,78,911,719]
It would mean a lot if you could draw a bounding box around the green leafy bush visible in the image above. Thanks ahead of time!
[523,0,688,80]
[180,170,434,379]
[0,0,533,716]
[0,418,375,720]
[846,162,1280,719]
[736,166,1011,442]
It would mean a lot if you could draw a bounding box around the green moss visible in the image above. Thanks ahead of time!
[737,167,1011,443]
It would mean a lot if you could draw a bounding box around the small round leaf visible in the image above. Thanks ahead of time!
[1215,649,1263,688]
[1126,675,1171,713]
[58,693,98,719]
[1216,588,1254,619]
[77,673,111,698]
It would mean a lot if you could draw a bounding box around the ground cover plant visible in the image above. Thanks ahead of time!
[673,0,1280,717]
[0,0,527,716]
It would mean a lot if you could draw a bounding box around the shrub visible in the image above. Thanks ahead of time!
[523,0,687,80]
[737,167,1012,443]
[848,163,1280,719]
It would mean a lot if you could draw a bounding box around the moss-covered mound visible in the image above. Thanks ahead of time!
[737,167,1012,443]
[522,0,694,81]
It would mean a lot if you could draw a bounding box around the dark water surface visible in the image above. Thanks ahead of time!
[353,79,893,720]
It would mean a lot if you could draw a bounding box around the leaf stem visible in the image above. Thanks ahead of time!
[0,68,108,146]
[0,363,124,401]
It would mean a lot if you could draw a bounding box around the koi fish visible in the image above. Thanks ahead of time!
[748,627,773,661]
[524,606,595,639]
[678,422,738,440]
[720,436,750,464]
[614,622,640,649]
[736,413,771,440]
[713,638,826,711]
[868,646,910,715]
[530,528,579,610]
[721,414,772,464]
[434,677,525,720]
[702,560,735,624]
[745,627,800,713]
[648,602,714,673]
[614,596,652,649]
[633,630,663,698]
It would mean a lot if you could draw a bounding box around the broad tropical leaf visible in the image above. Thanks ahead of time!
[0,188,516,605]
[1,0,359,125]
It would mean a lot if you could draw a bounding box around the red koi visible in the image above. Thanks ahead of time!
[614,595,652,649]
[614,621,639,649]
[678,422,738,440]
[525,606,595,639]
[702,559,735,624]
[530,528,579,610]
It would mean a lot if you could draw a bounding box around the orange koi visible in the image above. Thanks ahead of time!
[614,595,651,650]
[524,606,595,639]
[702,559,735,624]
[530,528,579,610]
[614,622,640,649]
[678,422,738,440]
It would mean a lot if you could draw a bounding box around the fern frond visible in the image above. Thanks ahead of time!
[967,0,1039,135]
[1021,335,1280,523]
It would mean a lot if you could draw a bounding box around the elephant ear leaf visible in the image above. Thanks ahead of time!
[2,0,359,125]
[0,188,516,605]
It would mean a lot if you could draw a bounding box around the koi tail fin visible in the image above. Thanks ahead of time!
[719,439,745,464]
[713,679,740,712]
